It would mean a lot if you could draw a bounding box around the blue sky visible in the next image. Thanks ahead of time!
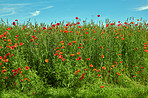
[0,0,148,26]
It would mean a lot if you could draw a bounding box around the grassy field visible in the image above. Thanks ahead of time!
[0,17,148,98]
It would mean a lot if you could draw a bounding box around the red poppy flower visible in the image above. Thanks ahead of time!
[117,24,120,26]
[106,24,109,27]
[56,23,60,26]
[25,66,29,70]
[11,54,13,57]
[58,55,63,59]
[124,22,127,24]
[100,46,103,49]
[97,15,100,17]
[17,68,21,70]
[100,86,104,88]
[62,58,65,61]
[4,59,8,62]
[75,17,78,19]
[15,19,18,21]
[89,64,93,67]
[81,76,84,79]
[7,28,12,30]
[13,73,17,76]
[6,53,10,56]
[13,22,16,26]
[135,48,137,50]
[52,24,55,27]
[82,73,85,76]
[32,35,35,38]
[30,39,34,42]
[49,27,52,30]
[45,59,48,62]
[3,56,6,60]
[16,35,19,37]
[43,27,46,30]
[19,42,23,46]
[101,55,104,58]
[98,74,101,77]
[11,46,15,50]
[24,78,27,80]
[77,22,80,24]
[97,69,100,72]
[2,69,6,73]
[87,58,90,61]
[102,66,106,70]
[70,54,74,56]
[68,42,72,46]
[78,56,81,60]
[73,41,76,43]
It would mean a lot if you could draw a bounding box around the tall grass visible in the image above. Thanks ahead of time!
[0,16,148,97]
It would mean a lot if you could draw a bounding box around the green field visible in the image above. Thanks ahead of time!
[0,17,148,98]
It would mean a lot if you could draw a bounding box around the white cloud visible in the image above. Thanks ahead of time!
[0,10,15,17]
[30,11,40,16]
[41,6,54,10]
[0,8,16,16]
[0,3,30,17]
[0,8,15,13]
[0,2,53,18]
[0,3,30,6]
[135,5,148,11]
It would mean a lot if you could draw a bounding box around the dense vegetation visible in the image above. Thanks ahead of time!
[0,16,148,97]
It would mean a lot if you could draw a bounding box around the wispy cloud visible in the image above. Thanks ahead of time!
[0,3,30,6]
[30,11,40,16]
[0,3,30,17]
[0,8,15,13]
[135,5,148,11]
[0,2,53,19]
[0,10,16,17]
[0,8,16,16]
[41,6,54,10]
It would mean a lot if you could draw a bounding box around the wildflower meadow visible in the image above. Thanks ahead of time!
[0,16,148,98]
